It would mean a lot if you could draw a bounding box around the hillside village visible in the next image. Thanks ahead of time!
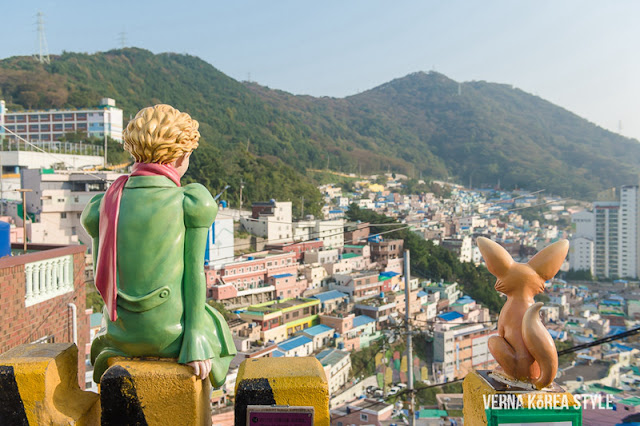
[0,99,639,425]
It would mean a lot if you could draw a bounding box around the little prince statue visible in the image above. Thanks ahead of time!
[81,104,236,386]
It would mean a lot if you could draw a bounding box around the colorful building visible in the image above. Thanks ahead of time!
[239,297,321,343]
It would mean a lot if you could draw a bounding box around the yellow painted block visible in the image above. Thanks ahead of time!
[463,370,577,425]
[104,357,212,426]
[236,357,330,426]
[0,343,99,426]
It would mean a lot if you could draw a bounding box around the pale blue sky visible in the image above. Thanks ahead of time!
[2,1,639,140]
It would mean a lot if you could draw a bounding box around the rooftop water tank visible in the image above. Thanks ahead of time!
[0,221,10,258]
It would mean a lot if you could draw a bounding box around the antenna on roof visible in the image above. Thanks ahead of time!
[35,11,51,64]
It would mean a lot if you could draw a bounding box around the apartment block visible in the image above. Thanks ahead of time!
[594,202,621,278]
[569,236,595,275]
[1,98,123,142]
[619,185,639,278]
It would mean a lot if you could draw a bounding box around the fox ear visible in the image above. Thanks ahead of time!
[477,237,513,278]
[528,239,569,281]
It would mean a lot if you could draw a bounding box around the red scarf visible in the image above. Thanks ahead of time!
[95,163,182,321]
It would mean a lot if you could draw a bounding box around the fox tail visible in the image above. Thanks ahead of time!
[522,302,559,390]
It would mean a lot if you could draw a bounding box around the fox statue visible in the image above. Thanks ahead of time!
[476,237,569,390]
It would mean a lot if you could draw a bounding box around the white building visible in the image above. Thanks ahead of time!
[205,215,234,268]
[570,210,596,275]
[21,169,124,247]
[569,236,595,275]
[441,236,473,263]
[591,186,640,279]
[304,248,339,265]
[1,97,123,143]
[316,349,352,395]
[240,200,292,244]
[572,210,595,238]
[293,218,344,249]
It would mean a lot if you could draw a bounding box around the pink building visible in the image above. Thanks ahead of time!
[268,273,307,299]
[207,251,299,307]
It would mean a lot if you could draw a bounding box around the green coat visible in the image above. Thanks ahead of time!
[81,175,236,386]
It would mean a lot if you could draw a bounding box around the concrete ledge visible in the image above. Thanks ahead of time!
[464,370,581,425]
[0,343,99,425]
[101,357,212,426]
[235,357,329,426]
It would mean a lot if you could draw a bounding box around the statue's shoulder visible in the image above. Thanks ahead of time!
[182,183,217,228]
[80,193,105,237]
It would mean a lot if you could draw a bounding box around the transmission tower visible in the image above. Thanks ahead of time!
[118,31,127,49]
[35,11,51,64]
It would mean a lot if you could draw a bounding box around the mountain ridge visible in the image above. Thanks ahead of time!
[1,48,638,204]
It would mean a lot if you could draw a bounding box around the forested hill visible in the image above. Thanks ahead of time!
[1,48,639,206]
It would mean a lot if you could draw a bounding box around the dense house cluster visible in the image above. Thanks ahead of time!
[2,131,640,425]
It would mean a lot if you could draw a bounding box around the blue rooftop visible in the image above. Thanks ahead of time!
[438,311,464,322]
[278,336,313,352]
[302,324,334,336]
[611,343,634,352]
[272,273,294,279]
[272,350,286,358]
[379,271,400,277]
[608,327,628,337]
[312,290,349,303]
[456,296,475,305]
[353,315,376,328]
[417,290,429,298]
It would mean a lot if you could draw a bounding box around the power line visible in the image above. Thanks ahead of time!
[207,224,412,263]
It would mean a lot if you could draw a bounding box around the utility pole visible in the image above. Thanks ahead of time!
[404,250,415,425]
[301,196,304,218]
[239,179,245,210]
[16,189,32,253]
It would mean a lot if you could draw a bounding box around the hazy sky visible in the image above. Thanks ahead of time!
[2,1,639,141]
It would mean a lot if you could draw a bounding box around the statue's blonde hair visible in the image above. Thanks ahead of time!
[123,104,200,164]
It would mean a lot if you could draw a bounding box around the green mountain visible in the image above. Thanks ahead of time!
[1,48,638,207]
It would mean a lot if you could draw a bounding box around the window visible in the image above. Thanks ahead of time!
[360,414,368,421]
[61,212,67,219]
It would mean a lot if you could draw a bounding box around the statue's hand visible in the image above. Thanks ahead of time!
[187,359,211,380]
